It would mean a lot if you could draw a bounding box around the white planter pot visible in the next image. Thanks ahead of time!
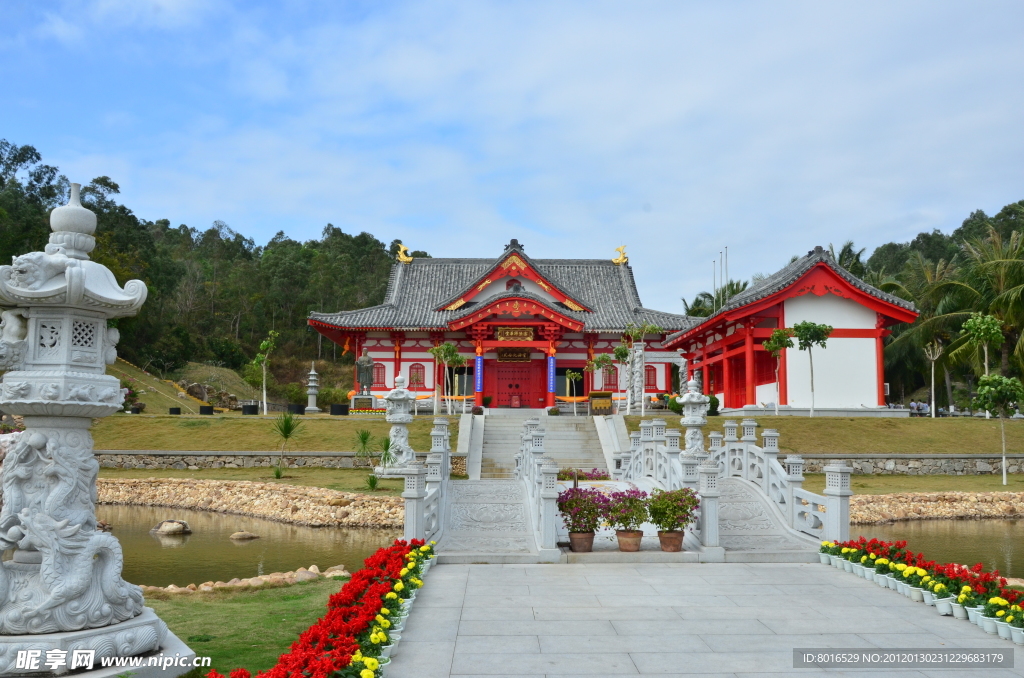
[829,555,841,567]
[922,589,934,606]
[896,580,908,596]
[982,616,998,635]
[966,606,981,624]
[909,587,925,603]
[876,573,889,588]
[1010,625,1024,645]
[842,560,854,573]
[819,553,831,565]
[887,575,899,591]
[997,620,1012,640]
[934,596,954,615]
[951,603,968,620]
[864,569,875,582]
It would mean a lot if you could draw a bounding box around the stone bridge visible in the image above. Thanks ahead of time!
[398,381,852,563]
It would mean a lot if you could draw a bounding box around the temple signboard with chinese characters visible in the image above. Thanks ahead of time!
[497,326,534,341]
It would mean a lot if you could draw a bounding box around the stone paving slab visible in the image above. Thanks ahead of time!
[387,562,1024,677]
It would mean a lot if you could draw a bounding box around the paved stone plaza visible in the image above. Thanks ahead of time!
[389,562,1023,677]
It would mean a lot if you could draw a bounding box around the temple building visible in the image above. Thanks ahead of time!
[308,239,690,408]
[663,246,919,413]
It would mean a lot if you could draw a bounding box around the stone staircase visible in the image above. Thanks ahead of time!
[479,413,607,479]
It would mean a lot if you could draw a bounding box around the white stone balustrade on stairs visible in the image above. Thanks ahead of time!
[401,417,451,543]
[511,417,560,552]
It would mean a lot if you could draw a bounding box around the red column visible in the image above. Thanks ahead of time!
[876,333,886,406]
[744,330,755,406]
[722,355,732,409]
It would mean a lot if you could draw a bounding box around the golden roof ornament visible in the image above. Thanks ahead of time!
[612,245,628,266]
[396,244,414,264]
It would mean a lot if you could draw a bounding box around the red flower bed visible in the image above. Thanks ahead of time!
[833,536,1020,606]
[208,539,432,678]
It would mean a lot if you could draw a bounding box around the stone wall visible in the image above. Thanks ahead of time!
[802,454,1024,475]
[95,450,469,474]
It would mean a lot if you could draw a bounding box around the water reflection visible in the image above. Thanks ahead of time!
[862,519,1024,578]
[98,505,400,587]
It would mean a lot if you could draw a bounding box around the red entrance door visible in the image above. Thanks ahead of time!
[496,363,536,408]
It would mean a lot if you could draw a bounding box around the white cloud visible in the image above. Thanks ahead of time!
[15,1,1024,312]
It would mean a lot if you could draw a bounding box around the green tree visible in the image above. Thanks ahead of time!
[973,374,1024,486]
[253,330,280,415]
[792,321,833,417]
[828,240,866,277]
[566,369,582,416]
[762,328,794,416]
[428,342,465,415]
[961,312,1004,378]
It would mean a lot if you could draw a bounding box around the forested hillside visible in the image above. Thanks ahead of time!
[0,139,427,393]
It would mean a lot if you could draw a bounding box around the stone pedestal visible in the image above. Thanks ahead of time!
[0,184,188,674]
[351,395,376,411]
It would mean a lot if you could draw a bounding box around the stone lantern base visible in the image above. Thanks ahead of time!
[0,608,195,676]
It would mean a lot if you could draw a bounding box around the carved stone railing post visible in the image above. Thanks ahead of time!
[0,184,179,668]
[664,428,681,490]
[431,417,450,481]
[823,464,853,542]
[698,460,720,548]
[530,429,546,498]
[401,464,428,540]
[785,454,804,528]
[740,418,757,482]
[538,461,559,550]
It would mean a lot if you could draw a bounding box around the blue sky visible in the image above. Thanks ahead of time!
[3,1,1023,313]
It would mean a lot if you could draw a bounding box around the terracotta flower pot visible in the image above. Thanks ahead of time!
[615,530,643,552]
[568,532,595,553]
[657,531,684,552]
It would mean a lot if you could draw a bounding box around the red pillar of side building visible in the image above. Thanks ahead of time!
[876,332,887,406]
[744,329,755,406]
[722,355,732,409]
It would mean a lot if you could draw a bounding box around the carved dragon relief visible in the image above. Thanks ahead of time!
[0,430,141,633]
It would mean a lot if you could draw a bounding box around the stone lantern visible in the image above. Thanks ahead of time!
[677,378,709,456]
[305,362,321,414]
[0,184,190,670]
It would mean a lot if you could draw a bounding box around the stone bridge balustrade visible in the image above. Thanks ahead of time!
[401,419,451,543]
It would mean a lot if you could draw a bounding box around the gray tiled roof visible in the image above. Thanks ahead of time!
[309,240,695,333]
[664,245,918,344]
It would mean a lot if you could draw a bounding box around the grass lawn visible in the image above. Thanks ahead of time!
[99,467,405,495]
[92,414,457,453]
[802,472,1024,495]
[107,359,207,414]
[624,415,1024,456]
[148,578,345,675]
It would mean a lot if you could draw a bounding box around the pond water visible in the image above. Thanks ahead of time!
[96,505,401,587]
[860,519,1024,579]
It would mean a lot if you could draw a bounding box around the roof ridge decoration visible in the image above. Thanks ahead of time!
[436,239,592,313]
[448,293,585,332]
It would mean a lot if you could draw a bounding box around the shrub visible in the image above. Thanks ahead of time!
[556,487,610,533]
[557,468,611,481]
[666,393,682,414]
[482,396,493,407]
[472,406,484,415]
[647,488,700,532]
[547,407,561,415]
[605,489,649,531]
[707,394,720,416]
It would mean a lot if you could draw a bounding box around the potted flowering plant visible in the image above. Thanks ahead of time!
[647,488,699,552]
[604,489,649,552]
[983,595,1011,636]
[557,487,610,553]
[1008,606,1024,645]
[818,541,834,565]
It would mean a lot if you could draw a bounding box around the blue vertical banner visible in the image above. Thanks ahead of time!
[475,356,483,392]
[547,356,556,392]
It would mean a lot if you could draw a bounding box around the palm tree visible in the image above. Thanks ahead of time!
[829,241,867,277]
[682,280,749,316]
